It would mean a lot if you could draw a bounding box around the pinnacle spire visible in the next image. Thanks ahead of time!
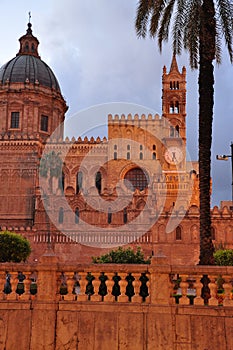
[169,55,179,73]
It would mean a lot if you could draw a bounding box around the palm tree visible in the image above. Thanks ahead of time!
[135,0,233,264]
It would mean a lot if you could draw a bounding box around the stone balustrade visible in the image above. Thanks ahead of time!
[0,255,233,307]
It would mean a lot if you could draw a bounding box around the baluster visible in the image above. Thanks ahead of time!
[132,273,142,303]
[194,275,204,306]
[6,272,18,300]
[0,272,5,300]
[179,275,190,305]
[223,277,233,306]
[118,273,128,303]
[19,273,31,301]
[91,272,101,302]
[63,272,75,301]
[104,273,115,302]
[77,272,88,301]
[208,277,218,306]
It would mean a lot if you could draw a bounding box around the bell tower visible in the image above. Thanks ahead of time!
[162,55,186,145]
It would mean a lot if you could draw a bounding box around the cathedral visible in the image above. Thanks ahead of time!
[0,22,232,264]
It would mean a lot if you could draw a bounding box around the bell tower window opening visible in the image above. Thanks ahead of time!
[174,101,179,113]
[124,167,148,191]
[41,115,48,132]
[10,112,20,129]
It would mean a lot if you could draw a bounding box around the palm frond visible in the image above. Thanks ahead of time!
[157,0,176,51]
[149,0,167,38]
[172,0,187,55]
[215,27,222,64]
[216,0,233,63]
[135,0,153,38]
[183,0,201,69]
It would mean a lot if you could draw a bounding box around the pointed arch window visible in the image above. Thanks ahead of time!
[95,171,102,194]
[58,208,64,224]
[176,226,182,240]
[76,171,83,194]
[75,208,80,224]
[108,207,112,224]
[59,171,65,191]
[123,208,127,224]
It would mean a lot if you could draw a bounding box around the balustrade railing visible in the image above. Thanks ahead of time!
[0,258,233,307]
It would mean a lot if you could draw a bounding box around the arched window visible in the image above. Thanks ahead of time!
[124,167,148,191]
[76,171,83,194]
[114,152,117,160]
[152,152,156,160]
[170,126,175,137]
[58,207,64,224]
[139,152,143,160]
[24,42,29,52]
[31,43,35,52]
[127,152,130,160]
[175,125,179,137]
[176,226,182,240]
[123,208,127,224]
[75,208,79,224]
[211,227,216,240]
[95,171,102,194]
[59,172,65,191]
[114,144,117,150]
[108,207,112,224]
[174,102,179,113]
[127,144,130,150]
[153,145,156,151]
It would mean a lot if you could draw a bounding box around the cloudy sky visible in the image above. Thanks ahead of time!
[1,0,233,207]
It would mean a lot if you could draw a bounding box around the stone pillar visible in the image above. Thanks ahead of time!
[149,252,171,305]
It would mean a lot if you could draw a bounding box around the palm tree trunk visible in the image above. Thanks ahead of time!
[198,0,216,265]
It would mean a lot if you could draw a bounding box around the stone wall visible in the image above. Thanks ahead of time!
[0,254,233,349]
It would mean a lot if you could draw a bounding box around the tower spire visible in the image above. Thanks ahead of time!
[169,55,179,73]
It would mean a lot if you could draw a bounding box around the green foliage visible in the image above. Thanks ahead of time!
[92,246,151,264]
[0,231,31,262]
[39,151,63,178]
[214,249,233,266]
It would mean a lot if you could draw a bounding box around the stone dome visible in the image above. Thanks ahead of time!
[0,22,61,92]
[0,55,61,92]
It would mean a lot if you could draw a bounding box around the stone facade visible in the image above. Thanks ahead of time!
[0,24,232,265]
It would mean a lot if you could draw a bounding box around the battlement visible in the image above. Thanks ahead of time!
[108,113,161,122]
